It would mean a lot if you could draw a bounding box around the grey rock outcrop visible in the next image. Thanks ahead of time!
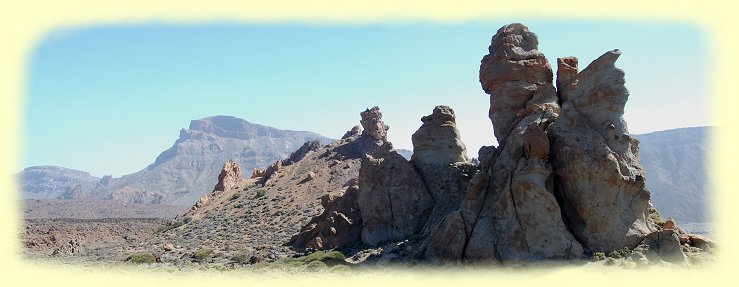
[289,183,363,250]
[357,143,434,246]
[411,105,468,166]
[437,23,582,262]
[548,50,657,252]
[479,23,559,145]
[411,106,476,230]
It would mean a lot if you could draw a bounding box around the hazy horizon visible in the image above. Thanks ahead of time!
[23,21,709,177]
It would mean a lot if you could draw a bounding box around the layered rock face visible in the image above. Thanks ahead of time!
[426,23,659,262]
[548,50,656,251]
[479,24,559,145]
[358,143,434,246]
[290,181,363,250]
[411,105,468,166]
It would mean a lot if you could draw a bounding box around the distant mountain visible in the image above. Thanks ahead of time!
[20,116,333,206]
[394,148,413,160]
[634,127,710,223]
[19,166,99,199]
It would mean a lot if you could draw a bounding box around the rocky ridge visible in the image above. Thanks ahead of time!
[286,23,713,265]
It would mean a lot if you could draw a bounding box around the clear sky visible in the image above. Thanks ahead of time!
[23,20,709,177]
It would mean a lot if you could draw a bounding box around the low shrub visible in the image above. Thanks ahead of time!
[592,252,606,261]
[255,189,266,198]
[193,248,215,261]
[129,252,157,264]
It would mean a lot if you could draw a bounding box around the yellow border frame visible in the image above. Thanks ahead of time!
[1,0,735,285]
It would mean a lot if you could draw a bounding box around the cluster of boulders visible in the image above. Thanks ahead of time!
[284,23,711,265]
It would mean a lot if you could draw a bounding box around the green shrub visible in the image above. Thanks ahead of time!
[296,250,347,267]
[255,189,266,198]
[129,252,157,264]
[193,248,215,261]
[229,194,240,201]
[592,252,606,261]
[182,216,193,224]
[607,247,631,259]
[231,250,252,263]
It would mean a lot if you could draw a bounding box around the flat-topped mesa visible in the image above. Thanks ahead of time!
[479,23,559,145]
[360,106,389,144]
[411,105,469,166]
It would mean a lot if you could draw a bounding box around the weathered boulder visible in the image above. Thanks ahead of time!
[639,230,687,264]
[213,160,241,192]
[548,50,656,252]
[357,143,434,246]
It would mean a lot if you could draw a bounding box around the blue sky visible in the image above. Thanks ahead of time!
[23,20,709,177]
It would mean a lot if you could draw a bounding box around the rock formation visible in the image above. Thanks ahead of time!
[251,160,283,186]
[213,160,241,192]
[342,125,362,139]
[411,105,468,166]
[289,181,363,250]
[410,106,476,231]
[547,50,657,252]
[357,143,435,246]
[360,106,389,143]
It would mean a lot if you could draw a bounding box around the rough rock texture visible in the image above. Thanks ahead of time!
[461,110,583,261]
[548,50,657,252]
[479,23,559,145]
[411,106,475,230]
[357,143,434,246]
[429,23,582,262]
[289,182,363,250]
[360,106,389,143]
[411,105,468,166]
[556,57,578,102]
[213,160,242,192]
[639,230,687,264]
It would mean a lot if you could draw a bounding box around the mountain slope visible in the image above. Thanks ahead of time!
[21,116,333,206]
[634,126,710,223]
[19,166,99,199]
